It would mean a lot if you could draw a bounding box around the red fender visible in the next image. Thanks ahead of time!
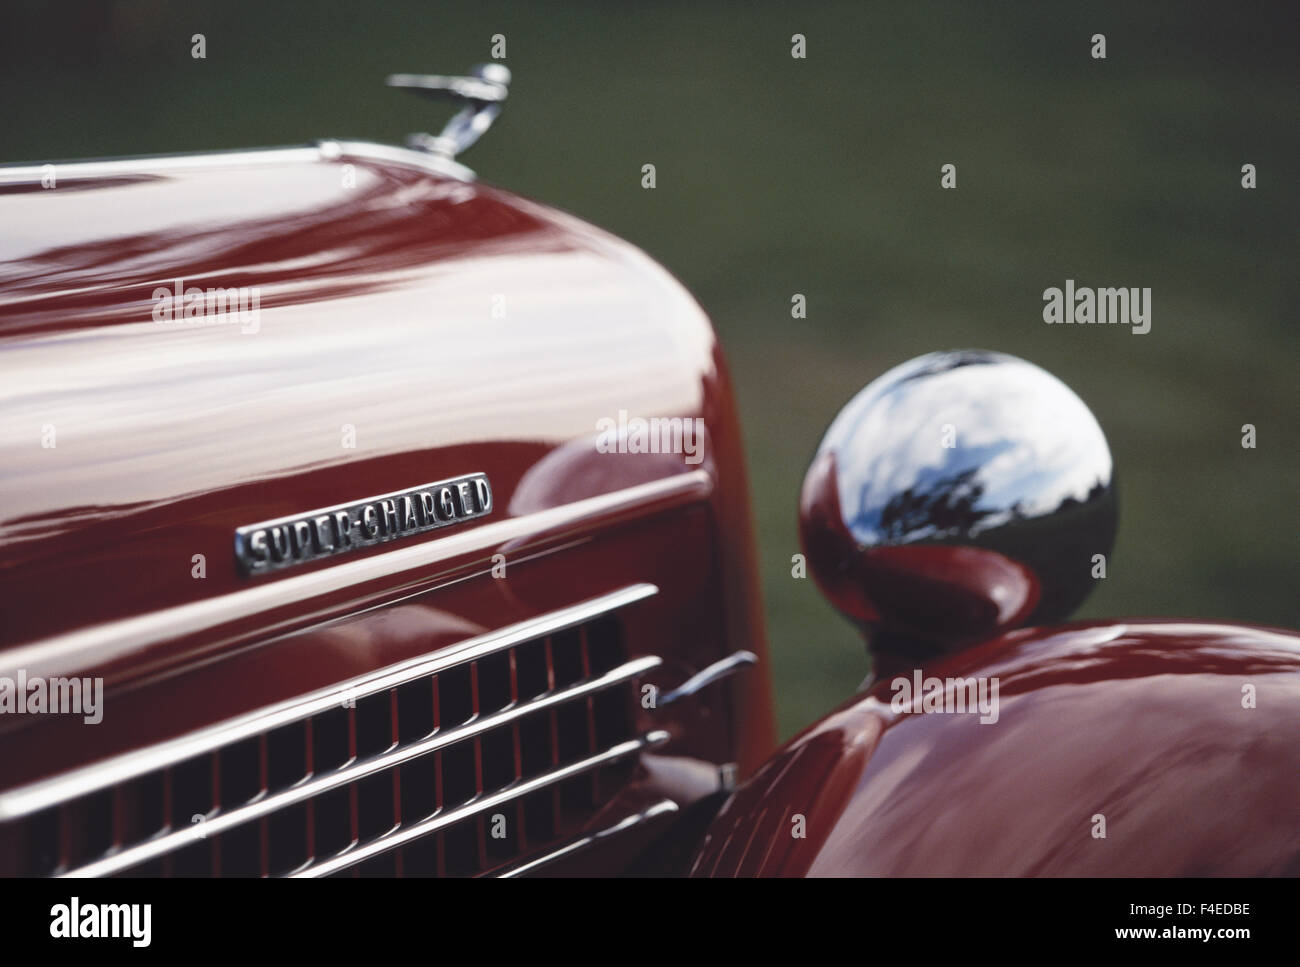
[691,621,1300,876]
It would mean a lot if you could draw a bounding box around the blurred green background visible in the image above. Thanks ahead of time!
[4,1,1297,739]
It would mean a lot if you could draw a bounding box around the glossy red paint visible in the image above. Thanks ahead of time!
[0,144,775,870]
[692,620,1300,876]
[801,451,1038,644]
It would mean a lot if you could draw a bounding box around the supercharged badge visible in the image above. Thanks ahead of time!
[234,472,493,575]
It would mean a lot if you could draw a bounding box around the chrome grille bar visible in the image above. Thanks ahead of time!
[495,798,679,878]
[59,655,661,878]
[0,583,658,822]
[291,731,671,878]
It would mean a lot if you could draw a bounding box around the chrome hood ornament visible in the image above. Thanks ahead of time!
[386,63,510,160]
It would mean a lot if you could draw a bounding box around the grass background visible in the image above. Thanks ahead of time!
[4,1,1297,738]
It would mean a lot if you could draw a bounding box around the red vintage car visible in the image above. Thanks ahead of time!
[1,66,1297,878]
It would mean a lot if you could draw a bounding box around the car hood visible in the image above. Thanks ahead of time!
[0,142,720,671]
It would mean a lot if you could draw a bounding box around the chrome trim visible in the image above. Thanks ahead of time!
[326,140,475,181]
[495,799,679,878]
[1,471,710,686]
[717,762,740,793]
[0,139,475,184]
[60,655,662,878]
[388,63,510,160]
[291,731,671,878]
[0,584,659,822]
[660,650,759,705]
[387,69,508,105]
[233,471,494,576]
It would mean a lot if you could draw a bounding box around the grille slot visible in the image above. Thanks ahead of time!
[0,585,664,877]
